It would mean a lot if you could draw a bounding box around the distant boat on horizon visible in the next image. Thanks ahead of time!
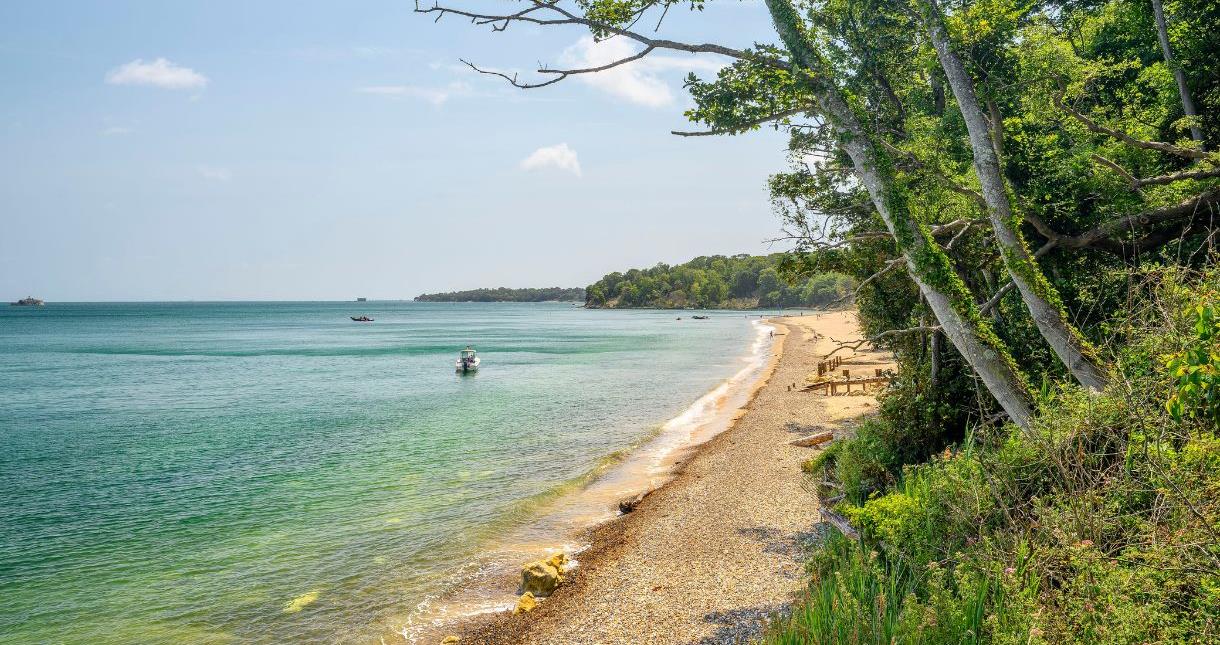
[351,316,373,322]
[11,296,44,306]
[356,297,367,302]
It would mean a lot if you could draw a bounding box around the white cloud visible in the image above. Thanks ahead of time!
[197,165,232,182]
[356,81,473,106]
[519,143,582,177]
[106,58,208,90]
[559,37,725,108]
[101,126,133,136]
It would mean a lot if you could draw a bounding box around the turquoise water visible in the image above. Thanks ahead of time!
[0,302,767,643]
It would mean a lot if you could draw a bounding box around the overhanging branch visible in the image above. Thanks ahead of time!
[416,0,790,93]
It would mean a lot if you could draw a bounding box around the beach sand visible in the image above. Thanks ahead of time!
[443,311,894,644]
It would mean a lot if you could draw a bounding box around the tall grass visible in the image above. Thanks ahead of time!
[764,532,914,645]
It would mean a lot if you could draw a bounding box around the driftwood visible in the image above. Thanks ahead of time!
[790,431,834,447]
[819,505,860,540]
[618,489,652,514]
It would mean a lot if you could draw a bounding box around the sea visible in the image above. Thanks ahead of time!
[0,301,778,644]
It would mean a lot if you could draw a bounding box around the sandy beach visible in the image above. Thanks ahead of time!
[438,311,894,644]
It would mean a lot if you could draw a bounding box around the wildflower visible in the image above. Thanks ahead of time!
[1004,566,1016,575]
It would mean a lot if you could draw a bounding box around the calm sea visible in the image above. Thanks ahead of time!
[0,302,773,643]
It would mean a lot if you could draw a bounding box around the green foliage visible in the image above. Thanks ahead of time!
[772,268,1220,645]
[1164,285,1220,424]
[413,287,585,302]
[584,253,854,309]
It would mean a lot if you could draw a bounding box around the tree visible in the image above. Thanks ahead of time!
[915,0,1109,391]
[419,0,1219,429]
[1150,0,1204,146]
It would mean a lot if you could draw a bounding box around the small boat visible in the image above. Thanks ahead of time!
[455,346,480,373]
[351,316,373,322]
[356,297,367,302]
[11,296,44,306]
[692,315,709,320]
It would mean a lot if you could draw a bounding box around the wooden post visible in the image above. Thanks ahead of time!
[830,383,837,395]
[875,368,883,377]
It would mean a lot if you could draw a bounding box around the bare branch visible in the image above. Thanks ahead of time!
[1090,153,1143,192]
[462,42,657,89]
[827,325,942,356]
[416,0,789,93]
[982,191,1220,312]
[1053,83,1215,162]
[1136,166,1220,188]
[846,258,903,300]
[1091,153,1220,190]
[1059,190,1220,252]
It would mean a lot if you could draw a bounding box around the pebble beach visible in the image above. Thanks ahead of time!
[444,311,895,644]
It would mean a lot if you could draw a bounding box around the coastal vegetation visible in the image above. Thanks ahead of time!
[413,287,585,302]
[426,0,1220,642]
[584,254,855,309]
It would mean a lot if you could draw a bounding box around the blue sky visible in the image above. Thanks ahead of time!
[0,1,793,301]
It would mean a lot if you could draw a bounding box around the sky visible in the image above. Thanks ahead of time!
[0,1,796,301]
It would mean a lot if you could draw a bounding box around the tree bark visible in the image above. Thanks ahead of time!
[764,0,1035,428]
[930,328,942,390]
[1151,0,1205,147]
[918,0,1110,392]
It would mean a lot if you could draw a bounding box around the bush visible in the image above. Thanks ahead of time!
[771,268,1220,645]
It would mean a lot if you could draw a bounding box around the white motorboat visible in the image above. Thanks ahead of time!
[455,346,480,372]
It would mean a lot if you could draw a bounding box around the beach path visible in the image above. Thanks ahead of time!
[458,311,894,644]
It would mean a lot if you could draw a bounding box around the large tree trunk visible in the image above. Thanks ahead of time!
[1151,0,1205,147]
[764,0,1035,428]
[918,0,1110,392]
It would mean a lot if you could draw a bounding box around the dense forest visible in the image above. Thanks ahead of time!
[431,0,1220,642]
[413,287,585,302]
[585,254,855,308]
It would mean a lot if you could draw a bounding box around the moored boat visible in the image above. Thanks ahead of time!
[455,346,480,372]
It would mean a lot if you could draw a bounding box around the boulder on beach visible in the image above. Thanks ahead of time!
[441,636,460,644]
[513,591,538,614]
[519,559,563,597]
[545,552,567,571]
[520,560,559,594]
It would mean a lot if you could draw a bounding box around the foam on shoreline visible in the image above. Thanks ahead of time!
[389,319,780,644]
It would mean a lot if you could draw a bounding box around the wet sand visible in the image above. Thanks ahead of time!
[432,311,893,644]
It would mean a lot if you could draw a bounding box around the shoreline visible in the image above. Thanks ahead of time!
[395,318,782,643]
[427,311,893,644]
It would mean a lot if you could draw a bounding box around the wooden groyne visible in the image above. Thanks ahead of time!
[804,365,893,396]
